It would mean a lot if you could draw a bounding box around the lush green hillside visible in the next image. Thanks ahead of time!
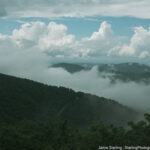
[0,73,139,128]
[0,73,150,149]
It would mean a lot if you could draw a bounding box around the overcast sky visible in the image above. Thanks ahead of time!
[1,0,150,18]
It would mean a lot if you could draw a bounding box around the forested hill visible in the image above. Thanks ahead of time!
[0,73,139,128]
[51,62,150,83]
[51,63,86,73]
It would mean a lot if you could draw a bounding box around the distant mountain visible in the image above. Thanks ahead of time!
[98,63,150,82]
[51,62,150,82]
[0,73,139,128]
[51,63,86,73]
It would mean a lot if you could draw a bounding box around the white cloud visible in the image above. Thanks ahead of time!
[39,22,75,50]
[139,51,150,58]
[1,21,75,57]
[0,39,48,77]
[12,22,46,48]
[79,21,121,57]
[12,22,46,41]
[119,45,135,56]
[5,21,120,58]
[1,0,150,18]
[90,21,113,40]
[1,21,150,61]
[119,26,150,58]
[0,23,49,76]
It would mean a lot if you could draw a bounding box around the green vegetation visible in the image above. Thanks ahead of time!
[0,114,150,149]
[0,73,149,149]
[0,73,138,128]
[51,63,86,73]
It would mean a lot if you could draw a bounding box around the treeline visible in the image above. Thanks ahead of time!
[0,114,150,150]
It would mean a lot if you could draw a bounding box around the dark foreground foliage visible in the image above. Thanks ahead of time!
[0,114,150,150]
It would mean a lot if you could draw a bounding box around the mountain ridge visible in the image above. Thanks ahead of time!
[51,62,150,83]
[0,73,140,128]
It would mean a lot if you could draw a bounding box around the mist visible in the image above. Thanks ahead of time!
[40,66,150,113]
[1,57,150,113]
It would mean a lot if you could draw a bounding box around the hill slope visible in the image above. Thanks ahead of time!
[51,63,86,73]
[0,73,139,128]
[98,63,150,82]
[51,62,150,82]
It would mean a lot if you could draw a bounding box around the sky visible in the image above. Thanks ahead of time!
[1,0,150,64]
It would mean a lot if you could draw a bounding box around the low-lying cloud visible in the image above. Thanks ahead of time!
[1,61,150,113]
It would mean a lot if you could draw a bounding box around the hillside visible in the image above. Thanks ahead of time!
[1,73,150,149]
[0,73,139,128]
[51,63,86,73]
[51,62,150,82]
[98,63,150,82]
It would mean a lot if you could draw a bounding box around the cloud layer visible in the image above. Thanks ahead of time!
[1,0,150,18]
[0,21,150,60]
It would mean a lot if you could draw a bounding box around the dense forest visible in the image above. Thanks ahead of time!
[51,63,86,73]
[0,73,149,149]
[0,114,150,150]
[0,73,139,128]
